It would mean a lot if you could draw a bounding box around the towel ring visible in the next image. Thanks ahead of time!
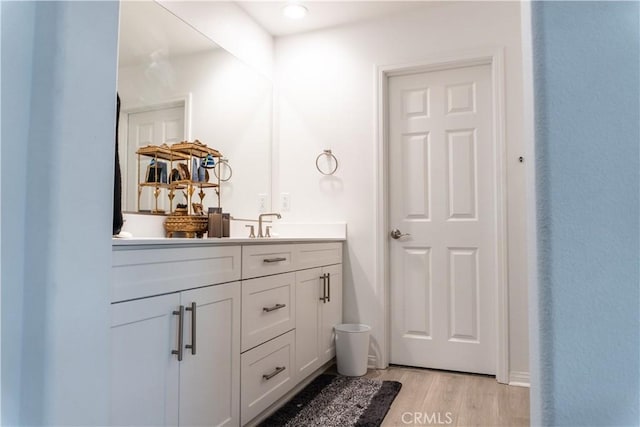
[315,149,338,175]
[213,158,233,182]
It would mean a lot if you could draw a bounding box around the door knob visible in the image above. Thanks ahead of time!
[390,229,410,240]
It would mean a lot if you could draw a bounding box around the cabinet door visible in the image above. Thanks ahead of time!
[294,268,322,381]
[110,293,181,427]
[179,282,241,427]
[320,264,343,365]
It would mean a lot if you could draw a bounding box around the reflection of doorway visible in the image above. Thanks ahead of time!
[379,48,509,383]
[121,101,187,212]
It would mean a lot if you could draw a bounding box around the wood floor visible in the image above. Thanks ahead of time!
[363,365,529,427]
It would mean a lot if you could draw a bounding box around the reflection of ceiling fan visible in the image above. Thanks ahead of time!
[144,49,174,87]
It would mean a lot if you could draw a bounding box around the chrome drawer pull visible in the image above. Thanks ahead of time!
[263,257,287,263]
[185,302,196,355]
[319,274,328,302]
[262,366,286,380]
[171,306,184,361]
[263,303,286,313]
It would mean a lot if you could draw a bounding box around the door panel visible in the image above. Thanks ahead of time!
[402,247,431,338]
[110,293,181,427]
[389,63,496,375]
[320,264,343,364]
[403,134,430,218]
[448,248,479,342]
[447,129,477,219]
[179,282,240,427]
[295,268,322,381]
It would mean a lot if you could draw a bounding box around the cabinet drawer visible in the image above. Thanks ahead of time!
[242,273,295,352]
[294,242,343,270]
[242,244,295,279]
[241,330,295,425]
[112,245,241,302]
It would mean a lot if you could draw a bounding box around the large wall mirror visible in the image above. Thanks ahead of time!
[117,0,272,219]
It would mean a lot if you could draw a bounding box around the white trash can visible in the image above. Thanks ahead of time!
[334,324,371,376]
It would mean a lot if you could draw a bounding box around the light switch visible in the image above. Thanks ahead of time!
[280,193,291,212]
[258,193,267,213]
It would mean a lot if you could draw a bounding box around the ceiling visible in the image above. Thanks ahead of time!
[118,1,431,66]
[118,1,218,67]
[236,1,429,37]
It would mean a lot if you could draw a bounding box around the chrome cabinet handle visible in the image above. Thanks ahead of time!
[262,366,286,380]
[319,274,328,302]
[390,229,410,240]
[327,273,331,303]
[263,303,286,313]
[172,306,184,361]
[185,302,196,355]
[263,257,287,263]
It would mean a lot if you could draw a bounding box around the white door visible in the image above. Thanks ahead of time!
[125,105,184,212]
[389,64,497,374]
[110,293,181,426]
[179,282,241,427]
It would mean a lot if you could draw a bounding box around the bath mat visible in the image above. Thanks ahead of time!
[259,374,402,427]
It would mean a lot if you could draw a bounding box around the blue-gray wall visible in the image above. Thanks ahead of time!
[1,2,34,423]
[532,2,639,425]
[1,1,119,425]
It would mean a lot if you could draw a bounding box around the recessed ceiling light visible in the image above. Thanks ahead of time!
[282,3,308,20]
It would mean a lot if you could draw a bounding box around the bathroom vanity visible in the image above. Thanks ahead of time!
[110,238,343,426]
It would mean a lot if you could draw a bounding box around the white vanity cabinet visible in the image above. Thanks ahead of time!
[111,240,343,427]
[239,242,343,424]
[110,245,242,427]
[111,282,240,427]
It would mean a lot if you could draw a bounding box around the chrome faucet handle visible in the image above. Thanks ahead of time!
[245,224,255,238]
[265,226,272,238]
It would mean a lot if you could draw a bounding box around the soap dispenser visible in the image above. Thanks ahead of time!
[207,207,222,238]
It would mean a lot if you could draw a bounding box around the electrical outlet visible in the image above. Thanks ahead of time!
[258,193,267,213]
[280,193,291,212]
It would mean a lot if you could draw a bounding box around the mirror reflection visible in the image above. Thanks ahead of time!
[117,0,272,219]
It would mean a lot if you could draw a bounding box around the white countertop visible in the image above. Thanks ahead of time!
[116,214,347,246]
[112,236,345,247]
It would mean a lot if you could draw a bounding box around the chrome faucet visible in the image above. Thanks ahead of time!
[258,213,281,238]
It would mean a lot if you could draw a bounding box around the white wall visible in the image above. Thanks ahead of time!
[118,48,272,219]
[158,0,274,80]
[274,1,529,376]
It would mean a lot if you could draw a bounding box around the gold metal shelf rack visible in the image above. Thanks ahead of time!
[136,140,223,215]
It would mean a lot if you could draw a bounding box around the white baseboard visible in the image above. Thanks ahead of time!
[508,371,530,387]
